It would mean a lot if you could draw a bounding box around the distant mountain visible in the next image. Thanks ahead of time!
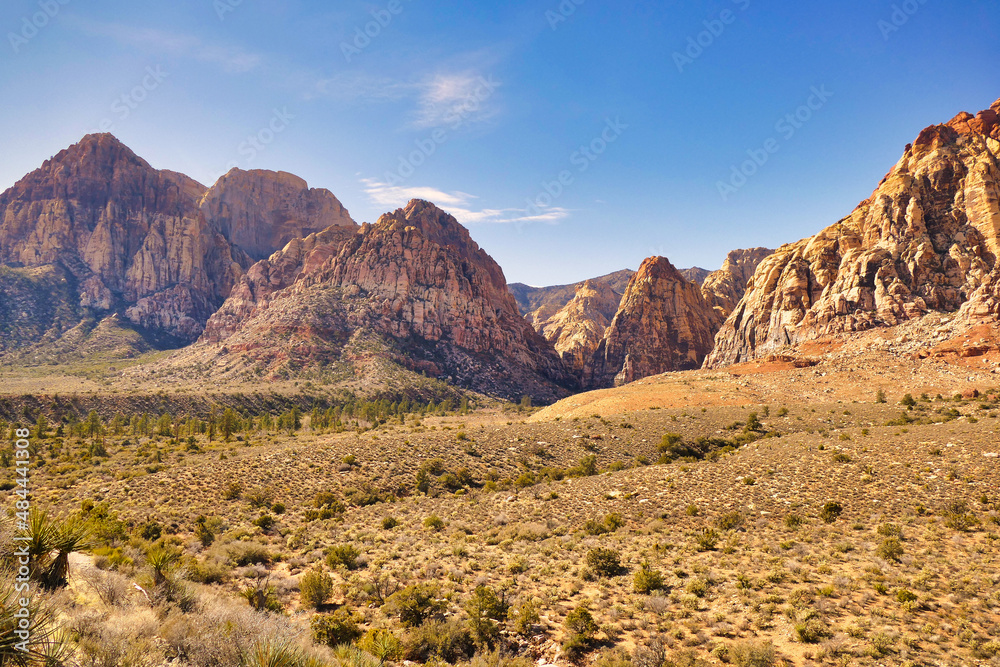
[679,267,711,284]
[509,269,634,324]
[0,133,356,349]
[708,98,1000,367]
[174,200,576,401]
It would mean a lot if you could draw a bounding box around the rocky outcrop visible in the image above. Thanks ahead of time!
[680,267,711,284]
[701,248,773,316]
[0,134,357,344]
[706,98,1000,367]
[590,256,723,387]
[510,269,634,325]
[199,169,355,261]
[537,279,622,377]
[193,200,575,401]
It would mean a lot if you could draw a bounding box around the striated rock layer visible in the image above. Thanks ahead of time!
[590,256,723,387]
[706,98,1000,367]
[194,200,575,401]
[537,279,622,378]
[0,134,356,343]
[701,247,773,317]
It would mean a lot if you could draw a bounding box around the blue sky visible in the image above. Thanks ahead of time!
[1,0,998,286]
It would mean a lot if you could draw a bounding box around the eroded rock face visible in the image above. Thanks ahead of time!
[590,256,723,387]
[0,134,357,344]
[537,279,622,377]
[701,247,774,316]
[706,98,1000,367]
[199,169,355,261]
[196,200,575,401]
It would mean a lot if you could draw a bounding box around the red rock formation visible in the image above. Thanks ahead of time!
[193,200,574,400]
[706,97,1000,367]
[701,247,773,316]
[537,279,622,377]
[590,256,722,387]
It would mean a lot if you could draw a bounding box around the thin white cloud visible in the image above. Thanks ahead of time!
[309,72,412,102]
[65,17,263,73]
[361,178,569,226]
[410,72,501,129]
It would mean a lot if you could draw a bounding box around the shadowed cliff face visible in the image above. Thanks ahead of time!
[193,200,575,401]
[0,134,356,344]
[706,98,1000,368]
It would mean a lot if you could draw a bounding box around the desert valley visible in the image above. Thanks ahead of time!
[1,90,999,667]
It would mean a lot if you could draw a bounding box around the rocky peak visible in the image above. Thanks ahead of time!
[538,279,622,378]
[193,200,574,400]
[706,97,1000,367]
[589,256,722,387]
[199,168,355,261]
[701,247,774,316]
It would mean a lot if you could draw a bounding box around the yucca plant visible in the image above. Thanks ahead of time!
[241,639,328,667]
[0,576,71,666]
[145,545,180,587]
[14,510,91,590]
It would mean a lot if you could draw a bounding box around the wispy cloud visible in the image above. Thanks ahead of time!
[410,72,501,129]
[309,72,411,102]
[361,178,569,225]
[65,17,263,73]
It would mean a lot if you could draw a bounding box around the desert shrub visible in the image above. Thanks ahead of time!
[299,566,333,609]
[716,511,744,531]
[634,561,665,594]
[253,514,275,530]
[819,501,842,523]
[942,500,978,531]
[831,452,851,463]
[382,516,399,530]
[424,514,445,531]
[344,485,388,507]
[512,600,540,636]
[585,548,622,577]
[139,521,162,541]
[358,628,402,663]
[313,492,345,511]
[227,541,272,567]
[223,481,243,500]
[900,393,916,407]
[310,607,362,647]
[784,514,803,529]
[562,605,598,659]
[244,487,273,508]
[186,556,229,584]
[895,588,917,604]
[464,585,509,647]
[402,618,475,663]
[583,512,624,536]
[239,577,282,613]
[729,639,776,667]
[194,517,215,547]
[694,528,719,551]
[876,523,901,537]
[794,618,832,643]
[271,503,285,515]
[385,583,445,627]
[326,544,361,570]
[876,537,903,562]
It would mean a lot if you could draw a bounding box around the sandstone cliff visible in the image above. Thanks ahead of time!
[199,168,355,261]
[590,256,723,387]
[510,269,634,325]
[0,134,357,345]
[537,279,622,377]
[701,247,773,316]
[706,98,1000,367]
[192,200,574,401]
[680,267,711,284]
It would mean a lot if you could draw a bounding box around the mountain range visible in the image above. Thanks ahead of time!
[2,97,999,401]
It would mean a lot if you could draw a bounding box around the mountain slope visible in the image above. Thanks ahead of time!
[589,256,722,387]
[537,279,622,379]
[510,269,634,324]
[706,98,1000,367]
[0,134,357,348]
[178,200,575,401]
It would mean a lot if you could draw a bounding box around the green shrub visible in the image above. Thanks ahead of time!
[729,639,776,667]
[464,585,510,646]
[942,500,979,531]
[385,583,445,627]
[358,628,402,663]
[634,561,665,594]
[819,501,842,523]
[876,537,903,562]
[877,523,901,537]
[695,528,719,551]
[299,566,333,609]
[716,511,744,531]
[784,514,803,529]
[382,516,399,530]
[402,618,475,663]
[326,544,361,570]
[424,514,445,531]
[565,605,598,638]
[512,600,540,636]
[794,618,832,643]
[253,514,274,530]
[895,588,917,604]
[585,548,622,577]
[310,607,362,646]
